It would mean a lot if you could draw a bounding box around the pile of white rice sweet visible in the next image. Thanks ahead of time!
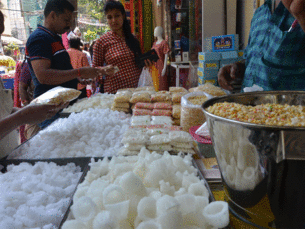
[63,93,115,113]
[0,162,82,228]
[10,108,131,159]
[62,149,229,229]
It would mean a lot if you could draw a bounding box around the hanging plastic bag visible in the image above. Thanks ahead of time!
[138,68,154,87]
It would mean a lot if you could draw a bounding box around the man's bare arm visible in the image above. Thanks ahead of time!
[31,59,105,85]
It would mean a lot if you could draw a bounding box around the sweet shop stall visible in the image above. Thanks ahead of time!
[0,84,231,229]
[0,54,16,90]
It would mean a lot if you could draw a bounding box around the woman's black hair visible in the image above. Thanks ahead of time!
[89,40,96,59]
[104,0,142,67]
[69,37,82,50]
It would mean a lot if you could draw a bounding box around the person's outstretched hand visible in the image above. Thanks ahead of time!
[78,67,104,80]
[96,65,116,76]
[218,61,246,91]
[18,103,68,125]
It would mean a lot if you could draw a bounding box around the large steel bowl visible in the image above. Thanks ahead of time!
[202,91,305,228]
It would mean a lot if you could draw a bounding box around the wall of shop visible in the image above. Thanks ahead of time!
[236,0,265,49]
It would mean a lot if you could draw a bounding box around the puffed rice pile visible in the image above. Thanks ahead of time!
[208,102,305,126]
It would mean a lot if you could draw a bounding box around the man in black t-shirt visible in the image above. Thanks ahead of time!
[26,0,115,128]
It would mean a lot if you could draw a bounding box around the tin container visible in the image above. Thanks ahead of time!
[202,91,305,228]
[0,158,91,228]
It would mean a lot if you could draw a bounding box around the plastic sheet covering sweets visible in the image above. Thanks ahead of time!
[62,149,229,229]
[63,93,114,113]
[9,109,131,159]
[0,161,82,229]
[31,86,81,105]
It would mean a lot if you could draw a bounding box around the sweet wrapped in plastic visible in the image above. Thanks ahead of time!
[112,102,130,109]
[151,116,173,126]
[131,115,151,126]
[124,128,147,137]
[151,91,171,103]
[121,134,149,144]
[171,92,188,104]
[30,86,81,105]
[153,103,172,110]
[111,107,130,113]
[181,92,209,132]
[172,147,195,154]
[146,125,165,129]
[173,118,180,126]
[172,105,181,119]
[165,126,183,131]
[135,86,156,92]
[124,143,146,151]
[118,148,140,156]
[146,128,169,136]
[114,90,133,103]
[171,141,193,149]
[148,144,172,151]
[130,91,151,103]
[152,109,172,117]
[133,109,153,116]
[169,86,188,93]
[169,131,193,143]
[135,102,154,110]
[149,134,171,144]
[188,83,226,97]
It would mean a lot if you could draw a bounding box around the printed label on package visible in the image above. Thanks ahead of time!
[212,34,235,52]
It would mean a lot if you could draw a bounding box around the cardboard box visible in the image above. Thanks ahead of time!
[197,68,219,86]
[220,59,238,68]
[237,50,244,62]
[199,60,220,70]
[198,76,217,86]
[205,34,239,52]
[221,51,238,59]
[198,52,221,61]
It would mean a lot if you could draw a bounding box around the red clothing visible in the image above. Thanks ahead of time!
[13,60,27,143]
[93,31,142,94]
[67,48,90,90]
[152,40,170,91]
[14,61,22,108]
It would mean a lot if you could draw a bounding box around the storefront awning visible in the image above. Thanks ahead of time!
[1,36,24,45]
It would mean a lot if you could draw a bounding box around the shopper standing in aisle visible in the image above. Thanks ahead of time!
[0,10,67,159]
[26,0,115,129]
[218,0,305,91]
[93,0,152,94]
[67,37,90,99]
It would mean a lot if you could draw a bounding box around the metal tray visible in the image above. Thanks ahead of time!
[0,158,91,228]
[59,157,215,227]
[59,112,73,118]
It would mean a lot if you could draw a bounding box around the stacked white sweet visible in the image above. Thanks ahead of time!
[62,149,229,229]
[11,109,131,159]
[120,125,195,156]
[0,162,82,229]
[63,93,115,113]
